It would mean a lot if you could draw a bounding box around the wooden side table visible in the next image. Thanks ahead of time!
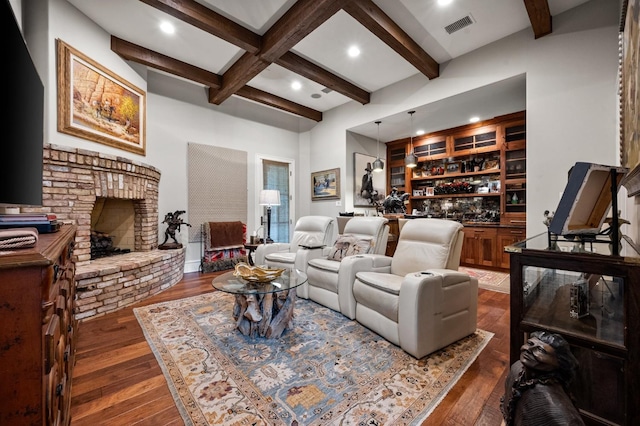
[212,269,307,338]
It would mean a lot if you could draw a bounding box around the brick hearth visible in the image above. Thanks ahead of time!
[24,143,186,320]
[74,248,185,320]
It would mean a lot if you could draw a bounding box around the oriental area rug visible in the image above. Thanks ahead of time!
[134,292,493,425]
[459,266,510,294]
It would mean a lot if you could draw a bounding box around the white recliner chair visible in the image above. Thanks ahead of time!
[305,216,390,319]
[350,218,478,359]
[254,216,335,297]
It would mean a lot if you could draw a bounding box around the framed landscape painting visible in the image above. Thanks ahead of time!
[311,168,340,201]
[57,39,146,155]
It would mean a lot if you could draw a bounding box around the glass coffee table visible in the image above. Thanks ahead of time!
[212,268,307,338]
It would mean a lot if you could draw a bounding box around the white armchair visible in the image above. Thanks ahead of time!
[350,218,478,359]
[254,216,335,296]
[305,216,390,319]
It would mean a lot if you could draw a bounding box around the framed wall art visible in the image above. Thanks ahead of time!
[621,0,639,171]
[311,168,340,201]
[445,161,461,174]
[57,39,146,155]
[354,152,386,207]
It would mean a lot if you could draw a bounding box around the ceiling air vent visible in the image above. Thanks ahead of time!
[444,14,475,34]
[321,87,333,94]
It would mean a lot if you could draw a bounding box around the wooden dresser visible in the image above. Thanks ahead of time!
[0,224,77,425]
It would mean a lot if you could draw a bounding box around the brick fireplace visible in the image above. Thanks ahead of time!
[30,143,186,320]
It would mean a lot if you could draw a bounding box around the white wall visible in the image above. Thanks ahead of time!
[305,0,621,238]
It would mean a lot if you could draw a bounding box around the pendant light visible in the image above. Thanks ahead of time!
[405,110,418,168]
[372,120,384,172]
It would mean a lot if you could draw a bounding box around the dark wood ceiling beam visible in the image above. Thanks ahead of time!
[343,0,439,79]
[261,0,352,62]
[139,0,260,53]
[112,36,319,120]
[208,52,271,105]
[210,0,348,104]
[111,36,221,88]
[523,0,552,39]
[232,86,323,122]
[276,52,370,104]
[140,0,369,107]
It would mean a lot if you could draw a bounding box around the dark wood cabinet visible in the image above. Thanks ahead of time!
[383,216,400,256]
[507,232,639,425]
[0,225,77,425]
[502,120,526,225]
[386,111,526,224]
[496,226,526,269]
[384,111,527,270]
[461,226,497,268]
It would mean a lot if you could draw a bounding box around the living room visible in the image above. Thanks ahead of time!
[3,0,639,424]
[11,0,637,266]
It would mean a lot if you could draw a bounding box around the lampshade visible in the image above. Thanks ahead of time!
[373,120,384,172]
[259,189,281,206]
[405,110,417,168]
[372,158,384,172]
[404,152,418,168]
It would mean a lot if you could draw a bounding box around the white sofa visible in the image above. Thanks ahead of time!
[305,216,390,319]
[254,215,335,296]
[350,218,478,359]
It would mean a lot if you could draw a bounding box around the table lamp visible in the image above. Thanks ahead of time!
[259,189,280,243]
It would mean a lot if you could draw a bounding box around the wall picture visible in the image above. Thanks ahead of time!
[311,168,340,201]
[622,0,639,170]
[57,39,146,155]
[354,152,386,207]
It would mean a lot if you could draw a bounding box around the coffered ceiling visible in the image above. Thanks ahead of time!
[67,0,591,139]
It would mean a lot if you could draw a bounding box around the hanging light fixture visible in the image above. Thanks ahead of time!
[405,110,418,168]
[372,120,384,172]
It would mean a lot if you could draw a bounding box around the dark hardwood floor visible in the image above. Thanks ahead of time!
[70,271,511,425]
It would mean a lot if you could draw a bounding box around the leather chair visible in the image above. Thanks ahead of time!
[304,217,390,319]
[254,216,335,297]
[350,218,478,359]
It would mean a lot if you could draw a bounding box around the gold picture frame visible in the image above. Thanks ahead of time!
[56,39,146,155]
[311,168,340,201]
[621,0,639,170]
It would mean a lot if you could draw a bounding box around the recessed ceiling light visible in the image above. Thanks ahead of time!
[160,21,175,34]
[348,46,360,58]
[291,81,302,90]
[438,0,453,6]
[416,129,425,136]
[469,116,480,123]
[311,93,321,99]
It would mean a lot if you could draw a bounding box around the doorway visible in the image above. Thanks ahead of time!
[258,156,294,243]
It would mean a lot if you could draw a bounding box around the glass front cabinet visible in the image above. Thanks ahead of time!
[507,233,640,425]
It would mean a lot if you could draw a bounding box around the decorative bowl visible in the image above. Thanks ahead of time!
[233,262,285,283]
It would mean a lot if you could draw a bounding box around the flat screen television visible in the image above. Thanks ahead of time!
[1,0,44,208]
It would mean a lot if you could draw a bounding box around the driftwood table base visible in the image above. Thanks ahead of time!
[232,288,296,338]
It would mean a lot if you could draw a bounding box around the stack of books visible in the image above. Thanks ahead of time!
[0,213,61,233]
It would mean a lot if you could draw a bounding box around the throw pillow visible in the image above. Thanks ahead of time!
[327,235,373,261]
[346,238,372,256]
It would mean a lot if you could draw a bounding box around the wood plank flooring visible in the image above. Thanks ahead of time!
[70,271,511,425]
